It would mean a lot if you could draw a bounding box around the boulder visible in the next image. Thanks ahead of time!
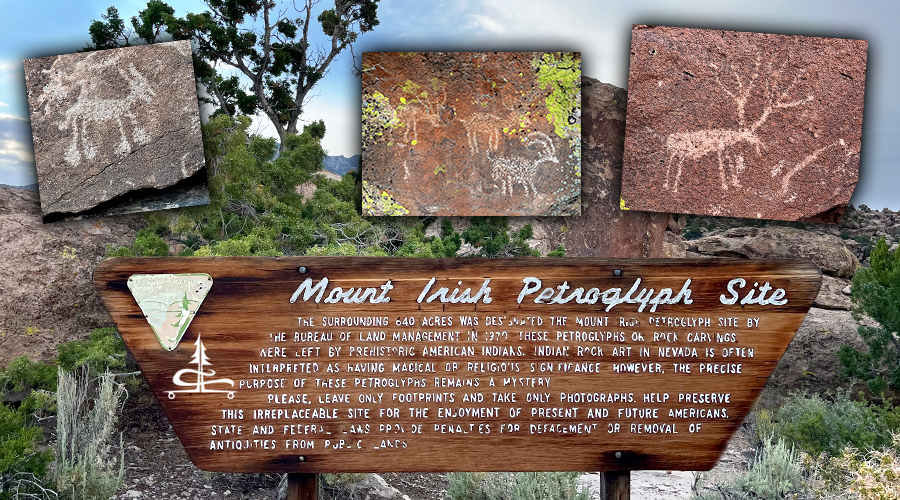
[663,231,687,258]
[692,226,859,277]
[813,275,853,310]
[356,474,412,500]
[621,26,864,223]
[25,42,208,221]
[0,188,140,366]
[758,308,868,407]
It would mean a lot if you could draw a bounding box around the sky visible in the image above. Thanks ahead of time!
[0,0,897,210]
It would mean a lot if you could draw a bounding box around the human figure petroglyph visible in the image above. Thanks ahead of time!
[34,52,157,165]
[664,55,813,193]
[488,131,558,196]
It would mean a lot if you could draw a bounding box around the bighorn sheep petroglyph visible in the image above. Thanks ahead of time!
[34,52,157,165]
[488,131,558,196]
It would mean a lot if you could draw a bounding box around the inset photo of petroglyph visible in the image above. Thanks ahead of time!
[361,52,581,216]
[25,40,208,222]
[621,26,867,223]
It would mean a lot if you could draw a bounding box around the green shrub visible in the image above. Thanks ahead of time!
[696,437,805,500]
[774,391,900,458]
[461,218,540,257]
[0,403,54,499]
[108,228,169,257]
[547,246,566,257]
[131,228,169,256]
[321,472,366,497]
[734,438,804,500]
[56,327,127,375]
[839,236,900,393]
[0,327,129,400]
[811,434,900,500]
[446,472,587,500]
[0,356,56,394]
[682,221,703,240]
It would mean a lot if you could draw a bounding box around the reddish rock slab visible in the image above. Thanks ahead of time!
[515,78,668,258]
[362,52,581,216]
[25,41,208,222]
[621,26,867,223]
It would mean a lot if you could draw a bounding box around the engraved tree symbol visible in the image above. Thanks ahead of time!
[166,334,235,399]
[172,292,192,331]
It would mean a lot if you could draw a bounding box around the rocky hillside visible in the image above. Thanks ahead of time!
[0,187,141,366]
[323,155,359,176]
[674,204,900,264]
[661,204,900,404]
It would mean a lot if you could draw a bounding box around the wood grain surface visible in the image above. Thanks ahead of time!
[94,257,820,473]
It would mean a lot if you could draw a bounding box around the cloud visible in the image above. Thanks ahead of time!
[0,102,7,108]
[467,14,506,34]
[0,112,37,186]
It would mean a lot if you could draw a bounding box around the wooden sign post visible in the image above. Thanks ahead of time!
[95,257,820,498]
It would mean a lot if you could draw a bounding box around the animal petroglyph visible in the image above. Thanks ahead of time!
[396,83,446,143]
[33,52,158,165]
[397,102,441,143]
[664,56,813,193]
[488,131,558,196]
[24,41,208,220]
[461,88,530,153]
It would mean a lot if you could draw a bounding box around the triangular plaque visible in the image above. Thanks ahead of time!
[126,273,213,350]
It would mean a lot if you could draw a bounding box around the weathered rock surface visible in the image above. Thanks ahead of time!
[691,226,859,277]
[25,41,208,221]
[758,308,868,407]
[814,275,853,310]
[540,79,668,256]
[355,474,412,500]
[663,231,687,258]
[622,26,866,223]
[675,204,900,265]
[0,187,140,366]
[361,52,581,216]
[429,79,668,258]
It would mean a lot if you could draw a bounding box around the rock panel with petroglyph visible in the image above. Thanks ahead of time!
[25,40,208,221]
[361,52,581,216]
[621,26,866,223]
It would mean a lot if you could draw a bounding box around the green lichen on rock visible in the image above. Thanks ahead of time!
[400,79,421,96]
[362,181,410,216]
[533,52,582,172]
[362,91,398,148]
[533,52,581,138]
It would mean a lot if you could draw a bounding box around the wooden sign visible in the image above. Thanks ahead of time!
[94,257,820,473]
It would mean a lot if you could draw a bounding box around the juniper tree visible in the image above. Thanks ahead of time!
[839,236,900,393]
[86,0,379,147]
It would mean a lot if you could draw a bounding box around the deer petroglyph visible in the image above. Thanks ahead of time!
[395,85,446,144]
[461,87,531,153]
[664,56,813,193]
